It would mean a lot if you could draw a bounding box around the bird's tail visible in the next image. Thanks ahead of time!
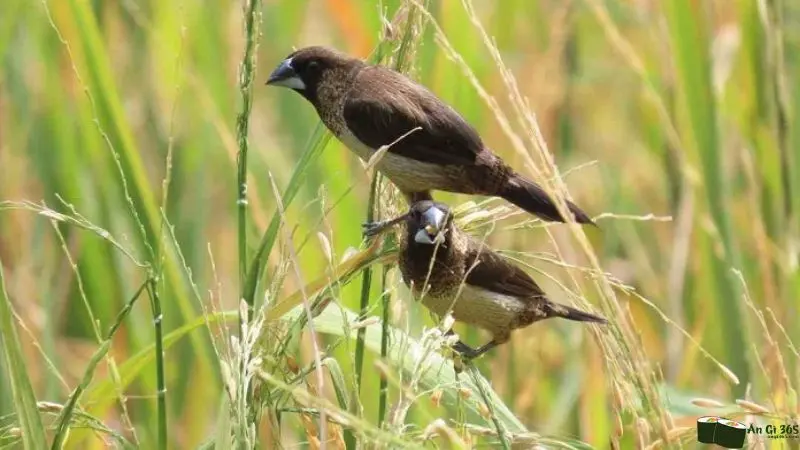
[544,301,607,324]
[500,174,595,225]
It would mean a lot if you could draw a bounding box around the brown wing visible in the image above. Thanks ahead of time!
[343,66,483,166]
[463,237,545,300]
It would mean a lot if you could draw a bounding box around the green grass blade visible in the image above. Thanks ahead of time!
[664,0,749,391]
[0,260,47,449]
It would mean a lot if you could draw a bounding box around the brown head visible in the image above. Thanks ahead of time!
[266,46,363,105]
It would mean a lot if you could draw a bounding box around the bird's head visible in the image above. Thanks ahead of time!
[266,46,360,103]
[406,201,453,246]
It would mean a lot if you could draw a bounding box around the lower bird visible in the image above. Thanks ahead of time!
[365,201,606,359]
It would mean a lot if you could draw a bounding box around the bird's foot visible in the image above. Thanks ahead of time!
[362,220,389,238]
[362,214,407,238]
[451,339,499,362]
[451,341,481,360]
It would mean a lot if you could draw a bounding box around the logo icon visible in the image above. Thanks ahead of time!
[697,416,747,448]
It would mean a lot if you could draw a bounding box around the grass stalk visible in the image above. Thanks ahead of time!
[466,363,510,450]
[378,265,391,427]
[231,1,262,443]
[236,0,261,317]
[353,173,381,394]
[348,171,381,449]
[0,261,47,449]
[146,278,168,450]
[150,8,186,448]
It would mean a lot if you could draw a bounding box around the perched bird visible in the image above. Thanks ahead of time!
[267,46,593,224]
[364,201,606,359]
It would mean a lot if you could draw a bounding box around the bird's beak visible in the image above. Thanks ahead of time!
[414,207,447,245]
[266,58,305,90]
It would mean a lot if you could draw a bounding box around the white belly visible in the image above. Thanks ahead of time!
[420,285,527,335]
[336,129,451,192]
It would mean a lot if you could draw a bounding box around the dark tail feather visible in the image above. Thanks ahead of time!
[545,301,607,324]
[501,174,595,225]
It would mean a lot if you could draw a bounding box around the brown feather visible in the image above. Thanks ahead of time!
[343,66,482,166]
[462,238,546,302]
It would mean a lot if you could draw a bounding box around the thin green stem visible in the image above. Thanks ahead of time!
[378,264,391,427]
[236,0,261,318]
[354,172,381,388]
[107,282,150,340]
[467,363,510,450]
[233,2,261,444]
[146,278,167,450]
[149,10,186,450]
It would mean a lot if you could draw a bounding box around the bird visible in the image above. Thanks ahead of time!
[266,46,594,225]
[363,200,606,359]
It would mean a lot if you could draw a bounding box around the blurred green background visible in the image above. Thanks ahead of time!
[1,0,798,448]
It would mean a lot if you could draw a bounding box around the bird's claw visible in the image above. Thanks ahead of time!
[451,341,480,361]
[362,220,386,238]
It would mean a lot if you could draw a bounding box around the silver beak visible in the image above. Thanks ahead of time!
[414,207,447,245]
[266,58,306,90]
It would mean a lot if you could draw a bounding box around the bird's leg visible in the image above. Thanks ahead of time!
[362,213,408,238]
[452,340,499,360]
[364,191,432,237]
[452,331,509,360]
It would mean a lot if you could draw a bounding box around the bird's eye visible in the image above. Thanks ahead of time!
[307,61,320,72]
